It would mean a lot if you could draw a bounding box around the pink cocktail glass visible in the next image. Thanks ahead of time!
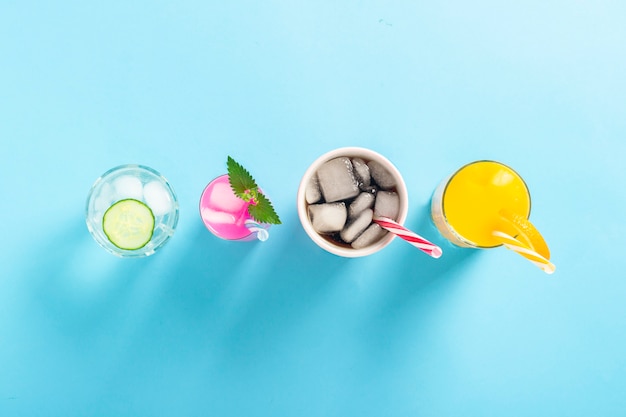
[199,174,270,241]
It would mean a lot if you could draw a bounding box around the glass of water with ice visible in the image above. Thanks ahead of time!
[86,164,179,257]
[297,147,408,257]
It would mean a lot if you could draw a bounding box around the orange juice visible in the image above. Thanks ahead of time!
[431,161,531,248]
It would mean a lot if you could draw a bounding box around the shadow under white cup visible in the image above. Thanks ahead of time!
[297,147,409,257]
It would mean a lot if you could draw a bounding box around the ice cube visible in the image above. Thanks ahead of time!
[316,157,360,203]
[348,192,375,219]
[305,173,322,204]
[359,185,379,194]
[351,223,387,249]
[93,182,114,213]
[368,161,396,190]
[211,182,247,213]
[201,207,236,225]
[308,202,347,234]
[94,196,111,214]
[352,158,371,187]
[113,175,144,200]
[340,209,373,243]
[144,181,173,216]
[374,191,400,220]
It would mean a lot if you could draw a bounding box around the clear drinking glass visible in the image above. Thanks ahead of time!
[199,174,271,242]
[431,160,555,273]
[86,164,179,257]
[431,160,531,248]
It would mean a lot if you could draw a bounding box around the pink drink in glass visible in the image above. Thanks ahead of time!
[199,174,269,241]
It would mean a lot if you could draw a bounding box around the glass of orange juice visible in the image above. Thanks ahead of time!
[431,160,555,273]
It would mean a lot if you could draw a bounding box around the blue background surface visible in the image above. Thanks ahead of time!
[1,1,625,415]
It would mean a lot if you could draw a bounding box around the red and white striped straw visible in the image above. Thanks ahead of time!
[373,216,443,258]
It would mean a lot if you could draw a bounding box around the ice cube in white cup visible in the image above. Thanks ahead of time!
[305,173,323,204]
[297,147,408,258]
[308,202,347,234]
[316,157,360,203]
[374,191,400,220]
[348,192,375,219]
[351,223,388,250]
[352,157,371,188]
[340,209,374,243]
[368,160,397,190]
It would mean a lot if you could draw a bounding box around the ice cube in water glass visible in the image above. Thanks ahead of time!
[144,181,173,216]
[94,182,114,213]
[113,175,143,200]
[316,157,360,203]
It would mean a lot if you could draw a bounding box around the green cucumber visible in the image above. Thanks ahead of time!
[102,199,155,250]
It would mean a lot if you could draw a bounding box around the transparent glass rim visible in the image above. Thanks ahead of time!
[85,164,179,257]
[438,159,532,249]
[199,174,271,241]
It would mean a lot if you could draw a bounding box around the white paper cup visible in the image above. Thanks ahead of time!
[297,147,408,257]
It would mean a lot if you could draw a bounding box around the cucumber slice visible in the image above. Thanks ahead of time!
[102,199,155,250]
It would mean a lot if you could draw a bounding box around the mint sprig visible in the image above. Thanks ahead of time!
[227,156,282,225]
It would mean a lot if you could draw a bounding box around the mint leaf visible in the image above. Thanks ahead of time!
[227,156,257,201]
[226,156,282,225]
[248,192,282,225]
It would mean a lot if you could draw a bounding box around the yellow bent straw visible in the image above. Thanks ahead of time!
[492,230,556,274]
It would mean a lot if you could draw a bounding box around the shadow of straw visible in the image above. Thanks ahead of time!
[360,202,482,338]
